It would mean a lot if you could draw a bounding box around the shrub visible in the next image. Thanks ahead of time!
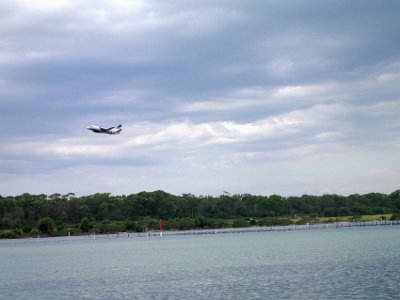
[37,217,56,235]
[0,230,16,239]
[80,217,94,232]
[208,219,230,229]
[98,221,124,233]
[232,219,251,228]
[258,217,292,226]
[30,228,40,237]
[390,213,400,221]
[194,216,209,228]
[22,224,32,233]
[123,219,141,232]
[323,208,334,217]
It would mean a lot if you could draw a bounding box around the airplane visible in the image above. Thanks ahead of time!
[86,124,123,134]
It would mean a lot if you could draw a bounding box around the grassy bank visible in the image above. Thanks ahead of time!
[1,214,397,239]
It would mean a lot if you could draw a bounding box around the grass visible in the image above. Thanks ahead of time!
[359,214,392,221]
[307,214,392,223]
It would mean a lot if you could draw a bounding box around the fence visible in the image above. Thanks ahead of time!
[90,219,400,239]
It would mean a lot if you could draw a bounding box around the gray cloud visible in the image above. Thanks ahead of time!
[1,0,399,196]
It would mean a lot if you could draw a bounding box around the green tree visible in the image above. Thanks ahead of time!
[194,216,209,228]
[98,203,110,220]
[137,217,158,232]
[37,217,56,235]
[323,207,335,217]
[80,217,94,232]
[388,190,400,209]
[123,219,140,232]
[337,207,350,216]
[79,205,92,219]
[159,198,177,219]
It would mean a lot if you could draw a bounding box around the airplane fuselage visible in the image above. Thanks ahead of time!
[87,125,122,134]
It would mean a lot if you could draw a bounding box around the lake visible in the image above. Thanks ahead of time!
[1,226,400,299]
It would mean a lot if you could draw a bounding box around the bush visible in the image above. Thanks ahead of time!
[338,207,350,216]
[194,216,209,228]
[323,208,334,217]
[181,218,196,230]
[137,217,159,232]
[22,224,32,233]
[164,218,189,230]
[208,219,230,229]
[64,227,81,236]
[232,219,251,228]
[30,228,40,237]
[80,217,94,232]
[258,217,292,226]
[390,213,400,221]
[98,221,124,233]
[123,219,141,232]
[0,230,17,239]
[56,221,65,232]
[37,217,56,235]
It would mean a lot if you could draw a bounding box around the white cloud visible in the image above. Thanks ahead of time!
[273,84,334,98]
[15,0,73,12]
[2,103,344,163]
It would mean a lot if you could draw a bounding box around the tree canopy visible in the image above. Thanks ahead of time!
[1,190,399,237]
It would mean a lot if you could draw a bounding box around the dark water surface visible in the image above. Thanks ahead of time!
[1,226,399,299]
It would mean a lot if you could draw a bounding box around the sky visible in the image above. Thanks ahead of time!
[1,0,399,197]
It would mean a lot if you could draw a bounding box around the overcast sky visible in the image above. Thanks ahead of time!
[1,0,399,197]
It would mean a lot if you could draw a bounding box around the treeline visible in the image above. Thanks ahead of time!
[1,190,400,238]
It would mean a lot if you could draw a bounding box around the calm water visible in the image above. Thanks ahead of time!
[1,226,400,299]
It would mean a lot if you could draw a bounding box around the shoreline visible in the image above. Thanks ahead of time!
[3,219,399,242]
